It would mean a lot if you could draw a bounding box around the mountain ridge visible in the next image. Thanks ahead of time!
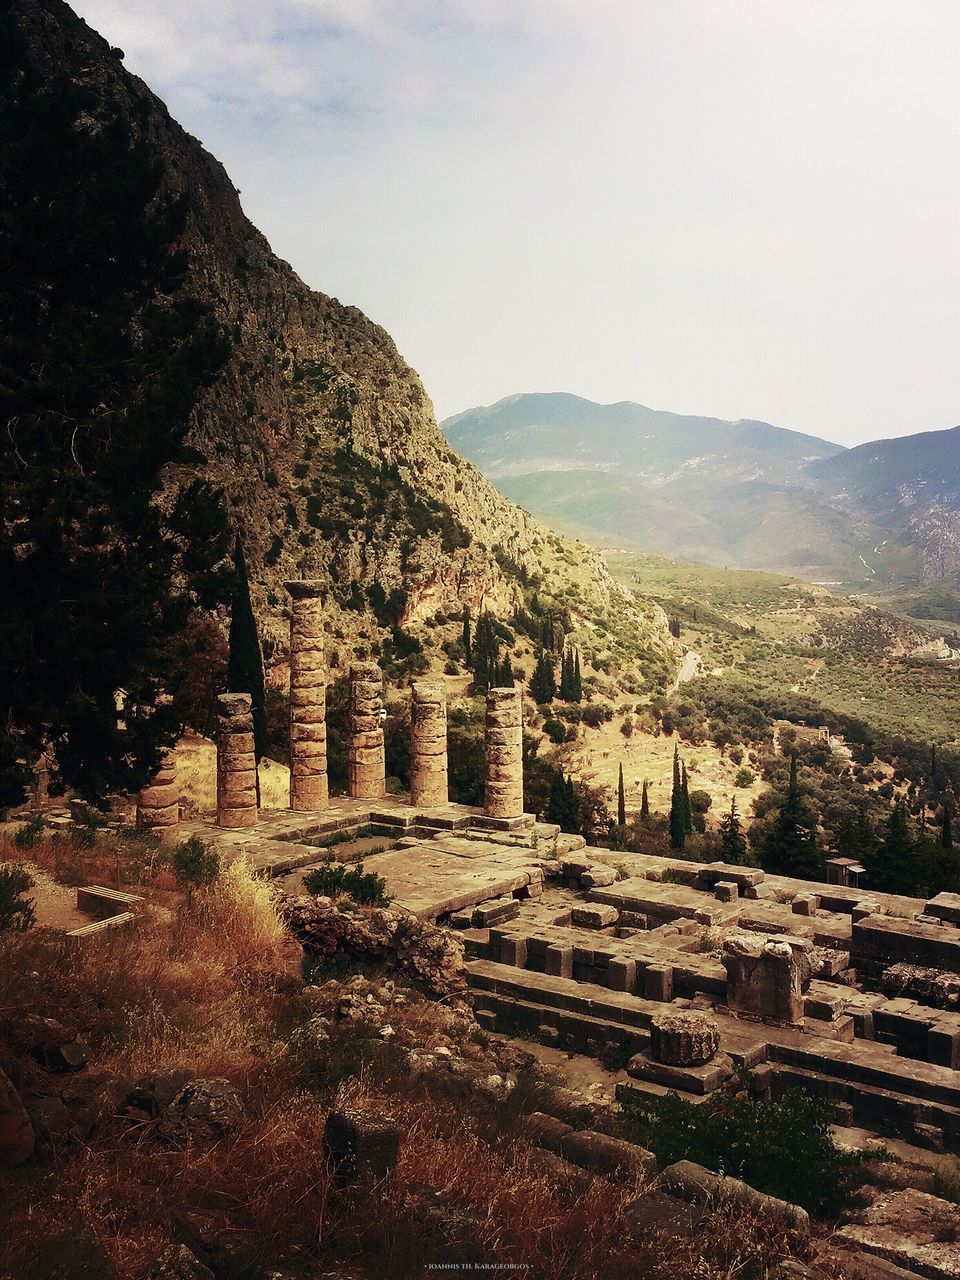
[442,393,960,585]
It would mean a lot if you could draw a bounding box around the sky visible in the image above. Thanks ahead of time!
[73,1,959,445]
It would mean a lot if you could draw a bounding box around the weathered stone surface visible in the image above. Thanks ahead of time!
[650,1010,720,1066]
[284,896,466,998]
[882,963,960,1010]
[157,1078,245,1144]
[147,1246,215,1280]
[557,1129,656,1181]
[723,934,813,1023]
[0,1066,34,1166]
[834,1188,960,1279]
[286,581,328,811]
[661,1160,810,1236]
[410,682,448,806]
[571,903,619,930]
[216,694,258,828]
[324,1106,401,1181]
[484,687,523,819]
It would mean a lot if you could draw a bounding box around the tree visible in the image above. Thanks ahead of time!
[0,37,232,806]
[0,864,35,931]
[470,613,501,691]
[617,763,626,827]
[227,537,267,771]
[669,746,686,851]
[172,835,220,907]
[942,800,954,850]
[641,779,650,823]
[681,762,693,835]
[529,650,557,705]
[462,609,472,667]
[866,799,916,896]
[761,755,824,881]
[718,797,748,864]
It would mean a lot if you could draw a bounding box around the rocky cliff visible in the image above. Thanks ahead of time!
[3,0,670,673]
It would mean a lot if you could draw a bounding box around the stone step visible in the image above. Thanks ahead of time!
[771,1064,960,1153]
[767,1036,960,1110]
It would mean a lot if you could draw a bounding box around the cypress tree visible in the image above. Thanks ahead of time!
[530,650,557,705]
[761,754,823,880]
[227,536,267,768]
[462,609,472,666]
[681,762,693,834]
[498,657,514,688]
[669,746,686,850]
[867,799,915,895]
[942,802,954,850]
[640,779,650,822]
[565,776,579,834]
[617,762,626,827]
[719,796,748,864]
[573,650,582,701]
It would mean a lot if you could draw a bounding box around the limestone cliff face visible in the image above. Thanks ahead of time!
[8,0,671,669]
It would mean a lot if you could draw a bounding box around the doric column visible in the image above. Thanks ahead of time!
[409,681,448,807]
[286,580,328,812]
[348,662,385,800]
[484,687,524,819]
[137,749,179,835]
[217,693,258,828]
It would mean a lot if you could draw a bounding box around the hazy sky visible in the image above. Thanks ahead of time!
[74,1,959,444]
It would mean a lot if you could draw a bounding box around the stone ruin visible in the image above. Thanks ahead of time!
[410,681,449,808]
[216,693,258,829]
[286,579,328,812]
[649,1011,720,1066]
[136,749,179,836]
[722,934,813,1024]
[347,662,385,800]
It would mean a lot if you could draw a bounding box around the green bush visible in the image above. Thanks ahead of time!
[543,718,566,745]
[303,854,390,906]
[621,1085,869,1217]
[13,815,44,849]
[734,767,755,788]
[0,864,36,931]
[171,836,220,902]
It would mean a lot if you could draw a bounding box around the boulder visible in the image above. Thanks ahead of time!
[127,1068,196,1118]
[147,1246,214,1280]
[0,1065,34,1166]
[157,1078,245,1144]
[323,1106,402,1181]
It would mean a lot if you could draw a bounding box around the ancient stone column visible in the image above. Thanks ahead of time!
[484,687,524,819]
[409,682,448,807]
[286,580,328,812]
[650,1011,720,1065]
[136,749,179,836]
[347,663,385,800]
[216,693,258,828]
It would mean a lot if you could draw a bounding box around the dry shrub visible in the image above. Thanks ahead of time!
[194,856,289,976]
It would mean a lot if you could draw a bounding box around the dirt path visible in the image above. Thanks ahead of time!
[672,649,702,690]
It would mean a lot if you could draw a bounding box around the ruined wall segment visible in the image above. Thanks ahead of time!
[348,662,385,800]
[286,580,328,812]
[484,687,524,820]
[216,693,258,828]
[409,682,448,807]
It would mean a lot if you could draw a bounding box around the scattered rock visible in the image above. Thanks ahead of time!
[147,1245,215,1280]
[284,896,466,998]
[128,1068,196,1118]
[323,1106,402,1181]
[157,1078,245,1144]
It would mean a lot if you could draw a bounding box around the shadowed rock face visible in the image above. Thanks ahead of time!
[2,0,660,660]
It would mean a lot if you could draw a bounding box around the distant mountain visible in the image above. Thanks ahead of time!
[442,395,960,584]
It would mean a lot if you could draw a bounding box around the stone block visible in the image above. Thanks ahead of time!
[644,962,673,1002]
[581,867,617,888]
[571,904,619,930]
[323,1107,402,1181]
[557,1130,656,1181]
[722,934,813,1023]
[714,881,738,903]
[522,1111,574,1154]
[545,945,573,979]
[792,893,820,917]
[661,1160,809,1235]
[650,1011,720,1065]
[607,958,637,993]
[925,892,960,926]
